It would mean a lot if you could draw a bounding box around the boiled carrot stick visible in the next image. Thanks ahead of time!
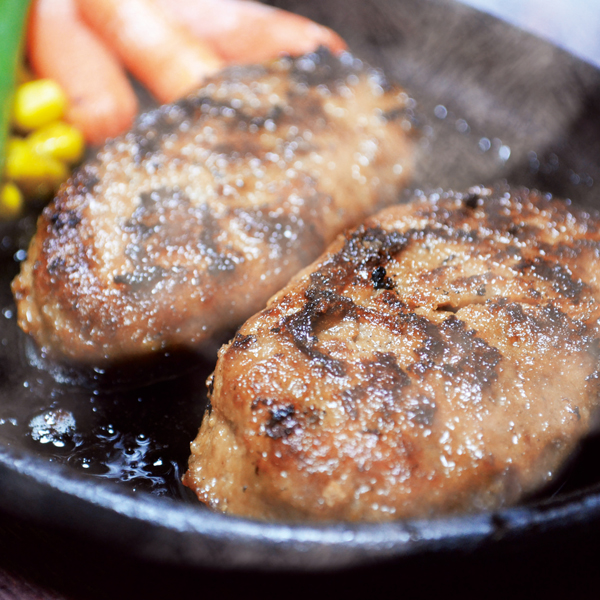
[75,0,225,104]
[27,0,138,146]
[154,0,347,64]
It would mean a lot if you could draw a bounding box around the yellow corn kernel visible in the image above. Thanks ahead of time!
[0,183,24,219]
[12,79,67,131]
[28,122,85,165]
[5,138,69,197]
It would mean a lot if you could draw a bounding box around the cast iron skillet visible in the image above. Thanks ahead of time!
[1,0,600,571]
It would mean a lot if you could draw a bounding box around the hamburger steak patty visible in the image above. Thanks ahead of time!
[184,187,600,521]
[12,49,415,367]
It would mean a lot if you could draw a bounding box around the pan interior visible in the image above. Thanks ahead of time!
[1,0,600,568]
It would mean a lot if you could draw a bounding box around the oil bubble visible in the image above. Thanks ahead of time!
[13,249,27,262]
[499,145,511,161]
[434,105,448,119]
[30,409,76,446]
[478,138,491,152]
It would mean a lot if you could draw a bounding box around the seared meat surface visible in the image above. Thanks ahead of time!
[184,187,600,521]
[12,50,414,366]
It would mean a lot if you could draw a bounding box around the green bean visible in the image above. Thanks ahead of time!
[0,0,31,171]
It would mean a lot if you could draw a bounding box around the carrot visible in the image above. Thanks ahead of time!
[75,0,224,105]
[27,0,138,146]
[153,0,347,64]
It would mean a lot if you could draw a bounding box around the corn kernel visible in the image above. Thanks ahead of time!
[5,138,69,197]
[0,182,24,219]
[12,79,67,131]
[28,122,85,164]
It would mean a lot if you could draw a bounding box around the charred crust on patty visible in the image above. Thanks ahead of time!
[265,403,297,439]
[232,333,256,349]
[463,192,480,209]
[515,257,584,301]
[341,352,410,419]
[371,265,395,290]
[437,316,501,391]
[48,209,82,234]
[290,46,383,89]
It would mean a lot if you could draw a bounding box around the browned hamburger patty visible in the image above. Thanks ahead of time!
[184,186,600,522]
[12,49,415,367]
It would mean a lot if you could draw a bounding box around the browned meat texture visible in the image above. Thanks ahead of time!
[184,187,600,522]
[12,50,414,366]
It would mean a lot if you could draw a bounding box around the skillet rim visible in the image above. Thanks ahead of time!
[2,440,600,570]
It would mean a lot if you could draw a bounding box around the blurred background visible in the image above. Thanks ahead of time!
[460,0,600,67]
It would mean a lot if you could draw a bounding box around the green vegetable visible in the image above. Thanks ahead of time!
[0,0,31,171]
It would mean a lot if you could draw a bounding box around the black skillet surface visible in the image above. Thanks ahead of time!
[1,0,600,573]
